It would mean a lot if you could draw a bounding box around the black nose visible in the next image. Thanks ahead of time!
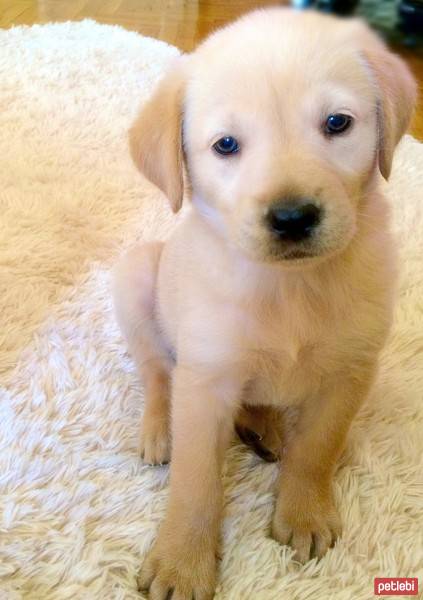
[267,202,321,242]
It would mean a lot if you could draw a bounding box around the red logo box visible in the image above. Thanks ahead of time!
[374,578,418,596]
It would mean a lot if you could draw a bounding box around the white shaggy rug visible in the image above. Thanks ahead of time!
[0,20,422,600]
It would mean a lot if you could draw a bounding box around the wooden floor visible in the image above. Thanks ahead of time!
[1,0,422,139]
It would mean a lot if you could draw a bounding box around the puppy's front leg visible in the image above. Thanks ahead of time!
[272,363,377,563]
[138,364,241,600]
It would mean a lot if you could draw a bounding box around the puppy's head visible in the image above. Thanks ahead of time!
[130,9,416,265]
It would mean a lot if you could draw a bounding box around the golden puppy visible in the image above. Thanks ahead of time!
[113,8,416,599]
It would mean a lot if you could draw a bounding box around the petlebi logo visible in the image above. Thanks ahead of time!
[374,578,419,596]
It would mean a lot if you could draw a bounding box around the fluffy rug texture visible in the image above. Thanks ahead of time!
[0,20,422,600]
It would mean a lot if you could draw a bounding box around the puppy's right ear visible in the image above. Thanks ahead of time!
[129,58,187,213]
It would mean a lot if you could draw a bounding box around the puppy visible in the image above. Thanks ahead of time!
[113,8,416,599]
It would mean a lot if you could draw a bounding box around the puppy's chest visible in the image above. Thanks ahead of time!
[241,288,335,371]
[248,309,311,359]
[235,293,335,403]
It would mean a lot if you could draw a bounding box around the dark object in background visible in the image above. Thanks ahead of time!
[292,0,422,48]
[398,0,423,45]
[316,0,360,15]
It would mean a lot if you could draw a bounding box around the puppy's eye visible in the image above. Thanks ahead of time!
[213,136,240,155]
[325,114,353,135]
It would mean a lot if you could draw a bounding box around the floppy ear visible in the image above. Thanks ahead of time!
[364,45,417,180]
[129,59,186,212]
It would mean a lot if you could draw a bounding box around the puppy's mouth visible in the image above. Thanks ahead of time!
[266,242,321,263]
[236,223,328,265]
[280,248,314,260]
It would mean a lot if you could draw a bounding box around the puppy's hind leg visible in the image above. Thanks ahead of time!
[235,404,285,463]
[113,242,172,465]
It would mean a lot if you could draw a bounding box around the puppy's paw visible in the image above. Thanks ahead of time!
[137,527,216,600]
[235,404,284,462]
[139,415,170,466]
[272,477,341,563]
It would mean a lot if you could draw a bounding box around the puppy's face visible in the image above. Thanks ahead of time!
[131,9,416,266]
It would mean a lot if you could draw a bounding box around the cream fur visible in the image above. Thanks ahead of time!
[0,19,422,600]
[125,10,417,599]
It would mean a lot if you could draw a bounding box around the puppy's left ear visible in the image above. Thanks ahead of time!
[363,41,417,180]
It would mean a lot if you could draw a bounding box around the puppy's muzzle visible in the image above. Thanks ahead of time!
[266,200,321,243]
